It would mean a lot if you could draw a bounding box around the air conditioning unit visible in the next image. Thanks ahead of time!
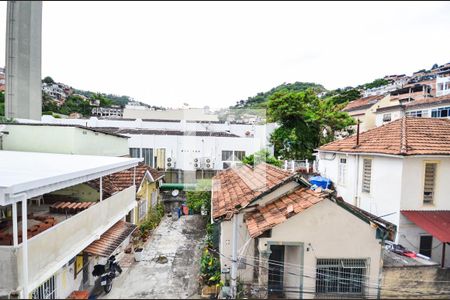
[193,158,202,169]
[202,157,213,169]
[166,157,176,169]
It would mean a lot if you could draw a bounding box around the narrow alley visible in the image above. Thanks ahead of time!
[100,215,206,299]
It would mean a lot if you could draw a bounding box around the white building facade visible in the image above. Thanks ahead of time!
[317,117,450,267]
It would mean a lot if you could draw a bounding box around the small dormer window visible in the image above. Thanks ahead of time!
[382,113,391,122]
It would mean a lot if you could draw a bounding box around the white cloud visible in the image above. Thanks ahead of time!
[0,1,449,108]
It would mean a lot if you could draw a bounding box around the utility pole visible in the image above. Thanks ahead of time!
[231,212,238,298]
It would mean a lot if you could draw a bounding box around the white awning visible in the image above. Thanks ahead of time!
[0,150,142,205]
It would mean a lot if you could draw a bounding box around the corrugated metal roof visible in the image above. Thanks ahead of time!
[84,221,137,257]
[401,210,450,242]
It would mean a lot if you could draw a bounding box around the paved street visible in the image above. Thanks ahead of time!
[101,215,206,299]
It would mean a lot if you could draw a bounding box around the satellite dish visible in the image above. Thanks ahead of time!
[172,189,179,197]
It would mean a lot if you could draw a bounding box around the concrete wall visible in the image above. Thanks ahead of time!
[0,246,19,297]
[5,1,42,120]
[123,108,219,121]
[2,125,129,156]
[127,134,262,171]
[219,213,256,283]
[318,152,403,226]
[401,157,450,211]
[258,200,383,299]
[381,266,450,299]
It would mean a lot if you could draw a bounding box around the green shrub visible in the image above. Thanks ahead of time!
[200,248,221,286]
[139,203,165,234]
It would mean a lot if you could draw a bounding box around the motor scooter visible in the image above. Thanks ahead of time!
[92,255,123,293]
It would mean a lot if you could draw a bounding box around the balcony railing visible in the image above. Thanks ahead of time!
[0,185,136,293]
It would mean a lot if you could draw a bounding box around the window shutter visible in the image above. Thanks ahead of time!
[362,159,372,193]
[423,163,437,204]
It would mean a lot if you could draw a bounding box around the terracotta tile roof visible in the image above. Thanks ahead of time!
[343,95,385,112]
[318,117,450,156]
[84,221,137,257]
[405,95,450,110]
[212,163,294,219]
[245,187,326,238]
[88,163,164,198]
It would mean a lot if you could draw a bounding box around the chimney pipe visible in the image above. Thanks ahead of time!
[356,119,360,146]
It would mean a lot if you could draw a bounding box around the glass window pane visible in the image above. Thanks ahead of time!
[234,151,246,161]
[142,148,153,167]
[129,148,140,158]
[222,150,233,161]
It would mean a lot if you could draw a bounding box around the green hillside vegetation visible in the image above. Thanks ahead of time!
[233,82,326,109]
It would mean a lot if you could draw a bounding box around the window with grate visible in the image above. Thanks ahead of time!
[362,159,372,193]
[234,151,246,161]
[222,150,233,161]
[31,275,56,299]
[129,148,141,158]
[316,258,368,296]
[142,148,153,167]
[423,163,437,204]
[382,113,391,122]
[419,235,433,258]
[338,158,347,186]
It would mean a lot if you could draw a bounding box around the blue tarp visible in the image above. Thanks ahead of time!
[309,176,331,189]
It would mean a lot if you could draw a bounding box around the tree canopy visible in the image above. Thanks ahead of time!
[42,76,55,84]
[267,89,354,159]
[233,82,326,109]
[242,149,282,168]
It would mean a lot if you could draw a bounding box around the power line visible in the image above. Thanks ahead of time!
[210,248,450,297]
[237,253,450,284]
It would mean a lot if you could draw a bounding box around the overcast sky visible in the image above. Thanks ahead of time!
[0,1,449,108]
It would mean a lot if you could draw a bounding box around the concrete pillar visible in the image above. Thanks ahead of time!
[258,250,271,299]
[99,177,103,201]
[5,1,43,120]
[21,198,29,298]
[12,202,18,246]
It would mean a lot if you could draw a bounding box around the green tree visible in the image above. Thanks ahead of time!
[233,81,326,109]
[42,76,55,84]
[267,89,354,159]
[91,93,113,107]
[242,149,282,167]
[42,92,59,113]
[323,88,361,104]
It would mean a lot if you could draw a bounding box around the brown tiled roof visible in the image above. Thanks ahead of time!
[343,95,385,112]
[212,163,294,219]
[245,187,326,238]
[88,163,164,198]
[84,221,137,257]
[319,117,450,156]
[405,95,450,110]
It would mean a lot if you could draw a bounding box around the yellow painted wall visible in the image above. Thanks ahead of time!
[134,178,160,226]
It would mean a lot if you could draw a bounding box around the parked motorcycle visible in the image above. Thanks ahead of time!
[92,255,123,293]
